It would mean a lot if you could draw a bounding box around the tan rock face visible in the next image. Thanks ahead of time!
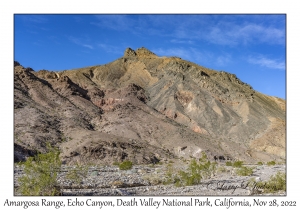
[136,47,157,58]
[249,117,286,160]
[124,48,136,57]
[14,47,285,164]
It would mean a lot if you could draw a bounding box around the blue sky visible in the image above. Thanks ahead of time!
[14,14,286,99]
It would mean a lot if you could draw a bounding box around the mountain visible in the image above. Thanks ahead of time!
[14,47,286,165]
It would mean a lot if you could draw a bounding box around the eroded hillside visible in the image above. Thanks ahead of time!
[14,48,286,164]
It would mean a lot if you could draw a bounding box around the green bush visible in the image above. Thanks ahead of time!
[257,161,263,165]
[119,160,133,170]
[226,161,232,166]
[18,144,61,196]
[177,159,202,186]
[174,152,217,187]
[249,172,286,194]
[233,160,243,168]
[235,166,253,176]
[267,161,276,166]
[259,172,286,193]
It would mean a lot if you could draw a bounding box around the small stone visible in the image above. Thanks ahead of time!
[138,169,145,173]
[255,177,261,182]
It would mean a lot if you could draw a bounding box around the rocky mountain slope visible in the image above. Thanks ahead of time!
[14,47,286,164]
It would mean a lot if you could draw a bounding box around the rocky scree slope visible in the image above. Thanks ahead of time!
[14,48,286,164]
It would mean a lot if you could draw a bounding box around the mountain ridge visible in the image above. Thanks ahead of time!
[14,47,286,164]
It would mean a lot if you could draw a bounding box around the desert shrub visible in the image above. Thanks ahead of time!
[163,163,175,185]
[198,153,217,179]
[233,160,243,168]
[258,172,286,193]
[174,152,217,187]
[249,172,286,194]
[18,144,61,196]
[257,161,263,165]
[267,161,276,166]
[66,163,89,185]
[226,161,232,166]
[235,166,253,176]
[119,160,133,170]
[176,159,202,186]
[216,166,227,174]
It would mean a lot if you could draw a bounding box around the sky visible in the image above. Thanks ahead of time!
[14,14,286,99]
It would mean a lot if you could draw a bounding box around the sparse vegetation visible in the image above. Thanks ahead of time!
[267,161,276,166]
[176,159,203,186]
[226,161,232,166]
[249,172,286,194]
[177,153,217,186]
[66,163,89,185]
[17,144,61,196]
[235,166,253,176]
[163,163,176,185]
[163,152,217,187]
[216,166,227,174]
[233,160,243,168]
[119,160,133,170]
[257,161,263,165]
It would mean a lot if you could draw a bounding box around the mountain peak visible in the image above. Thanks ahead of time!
[14,61,21,67]
[124,47,157,58]
[136,47,157,58]
[124,48,137,57]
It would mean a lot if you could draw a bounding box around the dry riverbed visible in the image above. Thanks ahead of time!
[14,162,286,196]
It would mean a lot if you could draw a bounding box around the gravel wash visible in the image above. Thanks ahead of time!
[14,164,286,196]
